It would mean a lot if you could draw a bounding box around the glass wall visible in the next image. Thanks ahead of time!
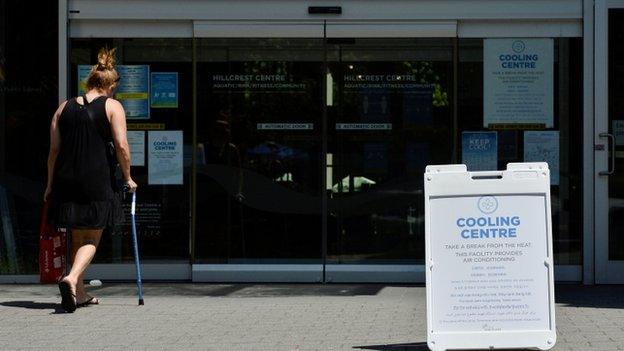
[0,29,584,278]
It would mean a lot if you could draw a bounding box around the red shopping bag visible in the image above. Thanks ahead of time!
[39,202,67,283]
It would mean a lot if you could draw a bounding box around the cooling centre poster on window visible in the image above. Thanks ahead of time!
[429,194,551,333]
[148,131,183,185]
[483,39,553,128]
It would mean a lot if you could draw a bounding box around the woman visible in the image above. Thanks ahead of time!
[45,47,137,313]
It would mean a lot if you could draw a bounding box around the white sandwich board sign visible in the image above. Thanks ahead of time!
[424,163,556,351]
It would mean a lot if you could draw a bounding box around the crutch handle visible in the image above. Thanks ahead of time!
[131,192,136,216]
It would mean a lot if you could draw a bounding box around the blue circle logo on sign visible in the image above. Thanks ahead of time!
[512,40,525,53]
[478,196,498,214]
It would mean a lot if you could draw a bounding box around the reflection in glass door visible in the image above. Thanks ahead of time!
[596,7,624,283]
[194,39,324,272]
[609,9,624,263]
[596,4,624,283]
[326,39,454,266]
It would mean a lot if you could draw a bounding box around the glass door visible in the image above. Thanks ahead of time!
[193,39,325,281]
[192,35,456,282]
[595,2,624,283]
[325,39,454,280]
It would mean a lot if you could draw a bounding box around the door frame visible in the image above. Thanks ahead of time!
[594,0,624,284]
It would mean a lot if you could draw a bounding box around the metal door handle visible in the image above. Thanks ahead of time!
[599,133,615,176]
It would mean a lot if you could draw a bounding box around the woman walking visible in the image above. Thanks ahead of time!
[44,47,137,312]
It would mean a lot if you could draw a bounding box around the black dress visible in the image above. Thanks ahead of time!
[50,95,123,229]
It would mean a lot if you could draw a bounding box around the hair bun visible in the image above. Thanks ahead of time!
[95,47,117,71]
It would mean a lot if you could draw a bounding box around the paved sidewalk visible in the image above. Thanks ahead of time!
[0,284,623,350]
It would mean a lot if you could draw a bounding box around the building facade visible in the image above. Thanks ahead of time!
[0,0,622,284]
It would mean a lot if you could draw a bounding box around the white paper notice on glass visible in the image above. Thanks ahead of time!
[524,131,559,185]
[484,39,554,128]
[424,163,556,351]
[127,131,145,166]
[148,130,183,185]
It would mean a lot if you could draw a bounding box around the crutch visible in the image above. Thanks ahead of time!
[127,188,144,305]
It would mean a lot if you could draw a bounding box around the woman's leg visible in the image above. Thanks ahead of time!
[76,272,88,302]
[69,236,86,301]
[61,229,103,299]
[70,237,81,298]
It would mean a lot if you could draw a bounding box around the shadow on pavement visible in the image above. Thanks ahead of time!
[353,342,429,351]
[0,300,64,313]
[555,284,624,309]
[85,283,390,297]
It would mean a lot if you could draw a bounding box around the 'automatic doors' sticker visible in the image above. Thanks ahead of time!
[335,123,392,130]
[257,123,313,130]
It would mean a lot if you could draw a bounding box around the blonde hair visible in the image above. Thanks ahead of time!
[85,47,119,91]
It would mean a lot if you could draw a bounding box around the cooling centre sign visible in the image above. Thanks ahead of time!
[456,196,520,239]
[425,163,556,351]
[483,38,554,128]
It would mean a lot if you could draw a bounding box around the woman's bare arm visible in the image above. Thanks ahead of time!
[107,99,137,191]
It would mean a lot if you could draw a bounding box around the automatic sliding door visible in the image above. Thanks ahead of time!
[192,37,454,282]
[194,39,324,280]
[326,39,454,280]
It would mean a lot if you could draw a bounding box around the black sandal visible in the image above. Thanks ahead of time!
[77,296,100,308]
[58,280,77,313]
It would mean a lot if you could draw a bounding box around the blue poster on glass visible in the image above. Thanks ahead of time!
[115,65,150,119]
[151,72,178,108]
[462,131,498,171]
